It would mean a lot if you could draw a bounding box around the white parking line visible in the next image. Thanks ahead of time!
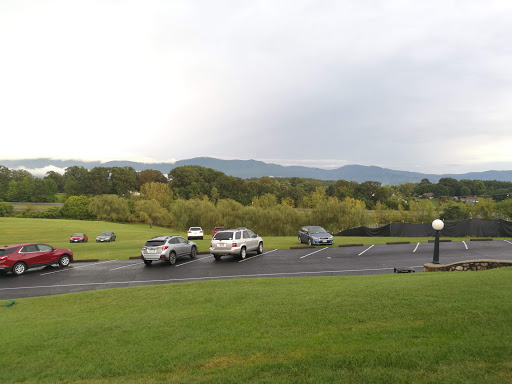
[176,255,213,267]
[462,241,468,250]
[413,243,420,253]
[504,240,512,245]
[110,262,143,271]
[239,249,278,262]
[40,259,120,275]
[358,245,374,256]
[300,247,328,259]
[0,267,416,292]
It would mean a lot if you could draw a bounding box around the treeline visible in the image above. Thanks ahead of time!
[1,164,512,234]
[2,164,512,208]
[1,191,374,236]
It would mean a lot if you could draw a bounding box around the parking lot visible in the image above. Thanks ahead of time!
[1,240,512,299]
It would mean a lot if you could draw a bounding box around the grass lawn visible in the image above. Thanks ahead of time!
[1,268,511,383]
[1,217,510,261]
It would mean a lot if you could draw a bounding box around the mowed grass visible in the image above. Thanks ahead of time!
[1,269,512,383]
[1,218,504,262]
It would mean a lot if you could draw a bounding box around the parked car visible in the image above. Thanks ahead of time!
[212,226,225,237]
[298,226,334,246]
[69,233,88,243]
[141,235,197,265]
[187,227,204,240]
[0,243,73,276]
[210,227,263,260]
[96,232,116,242]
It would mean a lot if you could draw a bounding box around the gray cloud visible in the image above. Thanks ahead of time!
[1,0,511,173]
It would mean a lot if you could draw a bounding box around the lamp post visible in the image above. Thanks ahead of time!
[432,219,445,264]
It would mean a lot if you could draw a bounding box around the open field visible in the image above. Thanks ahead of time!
[1,269,512,383]
[1,217,510,261]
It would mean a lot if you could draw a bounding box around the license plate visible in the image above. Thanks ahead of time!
[219,243,226,247]
[322,240,327,243]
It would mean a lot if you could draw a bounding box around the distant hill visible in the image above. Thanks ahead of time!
[2,157,512,184]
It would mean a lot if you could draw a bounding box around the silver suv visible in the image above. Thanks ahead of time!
[141,235,197,265]
[210,228,263,260]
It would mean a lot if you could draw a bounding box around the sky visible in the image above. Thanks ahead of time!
[1,0,512,175]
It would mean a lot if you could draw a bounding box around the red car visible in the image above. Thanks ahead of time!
[212,226,225,237]
[0,243,73,276]
[70,233,88,243]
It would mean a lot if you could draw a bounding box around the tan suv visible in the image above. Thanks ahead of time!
[210,228,263,260]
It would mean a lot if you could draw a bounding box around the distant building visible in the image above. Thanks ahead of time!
[422,193,434,199]
[458,196,478,204]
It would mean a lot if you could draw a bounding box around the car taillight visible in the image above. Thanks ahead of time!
[232,242,237,247]
[0,256,7,261]
[158,246,169,251]
[210,243,212,247]
[141,247,147,250]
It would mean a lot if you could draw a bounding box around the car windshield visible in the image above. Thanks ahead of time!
[144,239,166,247]
[213,232,234,241]
[190,227,201,231]
[99,232,111,236]
[73,233,84,236]
[309,226,327,234]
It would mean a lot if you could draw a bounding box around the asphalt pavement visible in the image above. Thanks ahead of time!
[1,240,512,299]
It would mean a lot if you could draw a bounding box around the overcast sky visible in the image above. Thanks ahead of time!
[1,0,512,174]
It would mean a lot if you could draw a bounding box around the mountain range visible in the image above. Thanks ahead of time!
[2,157,512,185]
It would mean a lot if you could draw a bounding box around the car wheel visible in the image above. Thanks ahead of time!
[308,238,313,246]
[239,247,247,260]
[59,255,71,267]
[257,242,263,254]
[298,236,302,244]
[143,259,152,265]
[190,246,197,259]
[169,251,177,265]
[214,254,221,260]
[12,262,27,276]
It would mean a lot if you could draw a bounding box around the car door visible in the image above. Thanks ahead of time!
[175,236,190,256]
[242,230,255,251]
[300,228,308,243]
[38,244,58,263]
[246,230,259,251]
[19,244,44,266]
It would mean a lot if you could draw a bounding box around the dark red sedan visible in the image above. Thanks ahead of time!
[70,233,88,243]
[0,243,73,276]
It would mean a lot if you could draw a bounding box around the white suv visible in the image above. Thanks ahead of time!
[210,228,263,260]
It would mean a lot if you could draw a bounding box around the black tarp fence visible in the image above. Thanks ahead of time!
[334,219,512,237]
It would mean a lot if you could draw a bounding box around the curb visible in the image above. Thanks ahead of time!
[74,259,99,263]
[338,244,364,247]
[386,241,410,245]
[428,239,452,243]
[469,238,493,241]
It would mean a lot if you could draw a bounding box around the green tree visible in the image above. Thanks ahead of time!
[61,196,95,220]
[111,167,138,196]
[89,195,131,222]
[440,204,470,221]
[134,199,171,228]
[0,202,13,216]
[85,167,112,196]
[139,182,173,208]
[0,166,11,200]
[44,171,65,193]
[138,169,167,188]
[253,193,278,209]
